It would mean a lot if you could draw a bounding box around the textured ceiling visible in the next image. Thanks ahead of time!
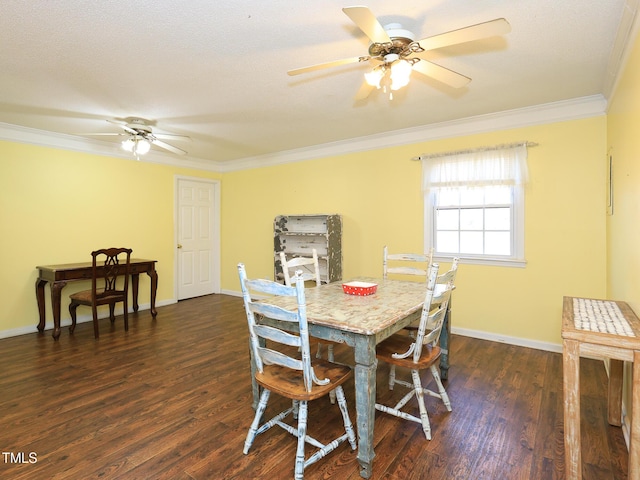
[0,1,635,170]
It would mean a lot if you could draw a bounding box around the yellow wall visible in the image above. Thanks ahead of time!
[1,115,607,348]
[606,25,640,437]
[0,141,220,333]
[607,40,640,312]
[222,117,607,346]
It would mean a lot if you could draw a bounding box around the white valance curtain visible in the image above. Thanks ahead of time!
[421,143,529,191]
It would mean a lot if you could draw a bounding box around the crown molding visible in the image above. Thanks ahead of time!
[603,0,640,100]
[1,94,607,173]
[224,94,607,172]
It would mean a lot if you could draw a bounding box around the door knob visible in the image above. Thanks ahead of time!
[177,244,183,249]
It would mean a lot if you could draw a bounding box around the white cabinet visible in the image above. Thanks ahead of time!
[274,214,342,284]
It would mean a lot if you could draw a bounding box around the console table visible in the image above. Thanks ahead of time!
[36,259,158,340]
[562,296,640,480]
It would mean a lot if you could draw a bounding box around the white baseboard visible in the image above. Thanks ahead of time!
[221,288,242,297]
[451,326,563,353]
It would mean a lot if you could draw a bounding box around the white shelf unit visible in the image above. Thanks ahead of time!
[274,214,342,284]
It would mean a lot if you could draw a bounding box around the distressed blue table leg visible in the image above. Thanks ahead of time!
[438,299,451,380]
[353,335,377,478]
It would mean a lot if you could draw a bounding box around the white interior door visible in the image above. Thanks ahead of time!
[176,177,220,300]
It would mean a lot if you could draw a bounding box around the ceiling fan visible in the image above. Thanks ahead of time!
[288,6,511,100]
[82,118,191,157]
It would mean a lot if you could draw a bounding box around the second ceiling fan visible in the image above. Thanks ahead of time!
[288,6,511,100]
[81,118,190,157]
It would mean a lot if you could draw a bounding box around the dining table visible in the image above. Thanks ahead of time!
[252,276,450,478]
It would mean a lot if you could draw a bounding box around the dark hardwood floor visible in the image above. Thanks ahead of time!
[0,294,629,479]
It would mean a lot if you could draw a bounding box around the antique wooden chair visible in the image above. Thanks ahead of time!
[279,249,340,403]
[383,245,434,386]
[388,257,460,389]
[238,263,356,479]
[382,245,434,280]
[279,249,322,287]
[69,247,132,339]
[375,262,454,441]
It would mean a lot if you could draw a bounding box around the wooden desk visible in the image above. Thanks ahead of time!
[562,296,640,480]
[254,277,436,478]
[36,259,158,340]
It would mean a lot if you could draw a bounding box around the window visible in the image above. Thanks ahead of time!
[421,143,529,267]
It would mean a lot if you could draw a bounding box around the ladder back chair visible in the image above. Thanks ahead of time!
[279,249,340,403]
[279,249,322,286]
[375,262,454,441]
[436,256,459,289]
[383,245,434,385]
[238,263,356,479]
[388,257,460,389]
[383,245,434,280]
[69,247,132,339]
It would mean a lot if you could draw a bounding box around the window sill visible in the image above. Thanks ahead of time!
[433,255,527,268]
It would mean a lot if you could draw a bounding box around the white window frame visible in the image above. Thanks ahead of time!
[421,143,529,268]
[424,185,526,267]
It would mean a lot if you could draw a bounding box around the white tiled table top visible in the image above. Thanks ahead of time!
[572,297,635,337]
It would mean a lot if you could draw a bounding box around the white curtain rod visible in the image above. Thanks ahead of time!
[411,141,539,161]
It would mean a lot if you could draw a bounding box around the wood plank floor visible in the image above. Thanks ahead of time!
[0,294,629,479]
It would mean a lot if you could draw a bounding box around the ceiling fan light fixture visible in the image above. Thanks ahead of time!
[122,135,151,156]
[364,67,384,88]
[390,59,412,91]
[135,138,151,155]
[122,137,135,152]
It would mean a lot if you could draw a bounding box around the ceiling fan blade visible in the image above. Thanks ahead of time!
[106,119,138,135]
[153,133,191,142]
[79,132,125,136]
[416,18,511,51]
[354,81,376,101]
[412,59,471,88]
[342,6,391,44]
[288,56,367,76]
[106,119,137,134]
[151,139,187,155]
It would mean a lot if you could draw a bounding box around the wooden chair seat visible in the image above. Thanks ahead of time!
[256,358,352,401]
[377,335,441,370]
[69,288,122,305]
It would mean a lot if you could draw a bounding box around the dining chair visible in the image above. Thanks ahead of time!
[238,263,356,479]
[279,249,322,287]
[383,245,434,386]
[382,245,434,280]
[388,257,460,389]
[279,249,340,403]
[375,262,454,441]
[69,247,132,339]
